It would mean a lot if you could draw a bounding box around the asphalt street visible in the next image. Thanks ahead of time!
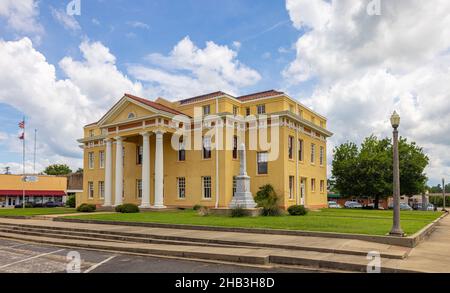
[0,238,313,273]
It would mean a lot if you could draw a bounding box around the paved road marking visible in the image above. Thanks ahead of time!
[0,249,65,269]
[84,255,117,273]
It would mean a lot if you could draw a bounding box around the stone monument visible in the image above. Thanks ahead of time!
[229,143,257,209]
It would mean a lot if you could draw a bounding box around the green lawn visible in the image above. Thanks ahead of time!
[64,208,444,236]
[0,208,77,217]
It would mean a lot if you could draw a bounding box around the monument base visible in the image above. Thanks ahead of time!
[210,207,262,217]
[229,175,257,209]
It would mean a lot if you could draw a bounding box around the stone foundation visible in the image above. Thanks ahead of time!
[210,207,262,217]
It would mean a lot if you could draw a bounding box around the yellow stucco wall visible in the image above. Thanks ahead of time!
[0,175,67,191]
[79,93,330,209]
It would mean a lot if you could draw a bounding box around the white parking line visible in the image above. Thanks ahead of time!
[84,255,117,273]
[0,249,65,269]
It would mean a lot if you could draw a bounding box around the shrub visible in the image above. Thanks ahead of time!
[287,205,308,216]
[429,196,450,207]
[115,203,140,213]
[255,184,283,216]
[197,206,209,216]
[66,195,76,208]
[76,203,96,213]
[230,206,246,217]
[193,204,203,211]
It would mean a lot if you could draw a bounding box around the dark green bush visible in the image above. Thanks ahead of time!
[66,195,76,208]
[230,206,246,217]
[255,184,282,216]
[287,205,308,216]
[115,203,140,213]
[193,204,203,211]
[76,203,96,213]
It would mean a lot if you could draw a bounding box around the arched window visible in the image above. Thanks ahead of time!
[128,112,136,119]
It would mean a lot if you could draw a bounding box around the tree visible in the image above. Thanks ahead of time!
[43,164,72,176]
[75,168,83,174]
[331,135,429,209]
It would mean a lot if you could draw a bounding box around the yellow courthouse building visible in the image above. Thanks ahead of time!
[78,90,333,209]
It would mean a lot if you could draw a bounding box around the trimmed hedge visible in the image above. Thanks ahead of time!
[115,203,140,213]
[287,205,308,216]
[76,203,96,213]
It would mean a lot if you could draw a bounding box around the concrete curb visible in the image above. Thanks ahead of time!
[55,212,448,248]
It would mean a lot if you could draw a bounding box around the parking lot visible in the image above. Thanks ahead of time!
[0,238,310,273]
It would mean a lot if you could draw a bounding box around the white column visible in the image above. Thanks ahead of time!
[153,130,166,208]
[103,138,113,206]
[140,132,151,208]
[114,136,124,206]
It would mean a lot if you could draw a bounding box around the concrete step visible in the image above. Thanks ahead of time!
[0,222,408,260]
[0,230,417,273]
[0,226,249,249]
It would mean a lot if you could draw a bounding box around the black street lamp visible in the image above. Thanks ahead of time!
[389,111,405,236]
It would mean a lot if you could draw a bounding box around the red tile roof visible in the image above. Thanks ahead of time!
[178,91,232,105]
[125,93,189,117]
[237,90,284,102]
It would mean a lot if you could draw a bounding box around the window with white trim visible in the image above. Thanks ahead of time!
[203,105,210,116]
[203,136,211,159]
[288,136,294,159]
[202,176,212,199]
[136,145,143,165]
[178,138,185,161]
[311,178,316,192]
[299,139,304,161]
[289,176,295,199]
[136,179,142,198]
[232,136,238,159]
[177,177,186,199]
[99,151,105,169]
[98,181,105,199]
[233,106,238,116]
[232,176,237,197]
[311,143,316,164]
[320,180,325,193]
[88,182,94,199]
[88,152,94,169]
[257,104,266,114]
[257,152,268,174]
[319,146,324,166]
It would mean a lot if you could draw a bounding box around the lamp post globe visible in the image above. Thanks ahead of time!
[389,111,405,236]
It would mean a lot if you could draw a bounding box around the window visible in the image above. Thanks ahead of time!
[203,136,211,159]
[289,104,294,113]
[98,181,105,199]
[99,151,105,169]
[320,180,325,193]
[319,146,324,166]
[89,130,94,137]
[257,104,266,114]
[203,105,211,115]
[88,152,94,169]
[245,107,250,116]
[299,110,304,119]
[289,176,295,199]
[233,106,238,116]
[128,112,135,119]
[232,176,237,197]
[178,137,186,161]
[232,136,238,159]
[136,179,142,198]
[177,177,186,199]
[299,139,304,161]
[257,152,268,174]
[288,136,294,159]
[88,182,94,199]
[136,146,143,165]
[311,178,316,192]
[311,116,316,124]
[311,143,316,164]
[202,176,212,199]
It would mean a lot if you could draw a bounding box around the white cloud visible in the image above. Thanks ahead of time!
[126,21,150,30]
[51,7,81,31]
[284,0,450,184]
[0,38,144,173]
[0,0,42,33]
[232,41,241,50]
[129,36,261,98]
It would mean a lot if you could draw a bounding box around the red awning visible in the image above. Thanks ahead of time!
[0,190,66,197]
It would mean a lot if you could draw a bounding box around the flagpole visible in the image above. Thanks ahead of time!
[22,116,26,209]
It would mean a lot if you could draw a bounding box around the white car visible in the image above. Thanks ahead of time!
[344,201,363,208]
[328,201,341,208]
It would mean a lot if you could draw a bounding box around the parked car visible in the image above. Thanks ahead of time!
[344,201,363,209]
[413,203,435,211]
[328,201,341,208]
[44,201,64,208]
[366,203,385,210]
[388,203,413,210]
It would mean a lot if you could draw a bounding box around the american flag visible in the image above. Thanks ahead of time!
[19,132,24,140]
[19,120,25,129]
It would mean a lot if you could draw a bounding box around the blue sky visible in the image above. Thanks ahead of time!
[0,1,449,185]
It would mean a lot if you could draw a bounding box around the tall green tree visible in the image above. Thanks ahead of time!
[331,135,429,209]
[43,164,72,176]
